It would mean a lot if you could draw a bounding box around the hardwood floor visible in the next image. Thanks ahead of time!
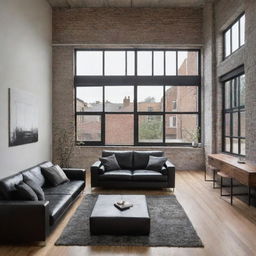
[1,170,256,256]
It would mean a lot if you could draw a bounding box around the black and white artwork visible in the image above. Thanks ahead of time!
[9,88,38,146]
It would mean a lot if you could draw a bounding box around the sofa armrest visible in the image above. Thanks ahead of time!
[91,161,105,187]
[91,161,104,174]
[62,168,86,181]
[0,200,49,242]
[164,160,176,188]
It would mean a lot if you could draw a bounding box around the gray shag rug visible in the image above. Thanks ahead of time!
[56,194,203,247]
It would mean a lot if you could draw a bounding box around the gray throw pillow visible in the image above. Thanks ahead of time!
[99,154,121,172]
[146,155,167,172]
[15,182,38,201]
[24,178,45,200]
[42,165,69,187]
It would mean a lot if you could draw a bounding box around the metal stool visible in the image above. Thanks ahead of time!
[205,167,219,188]
[217,171,233,205]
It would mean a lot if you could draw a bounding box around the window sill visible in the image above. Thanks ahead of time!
[75,145,204,150]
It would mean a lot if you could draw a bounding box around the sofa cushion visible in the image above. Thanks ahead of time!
[40,161,54,169]
[45,194,73,225]
[132,170,167,182]
[133,151,164,170]
[43,180,84,199]
[22,166,46,188]
[102,150,133,170]
[15,182,38,201]
[0,173,23,200]
[99,154,120,172]
[99,170,132,181]
[24,178,45,200]
[42,165,69,187]
[146,156,167,172]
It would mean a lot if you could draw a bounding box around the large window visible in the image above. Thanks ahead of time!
[223,74,245,156]
[75,49,201,146]
[224,13,245,58]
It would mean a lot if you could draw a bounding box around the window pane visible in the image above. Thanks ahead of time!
[137,86,163,112]
[240,111,245,137]
[127,51,135,75]
[240,74,245,106]
[225,30,231,57]
[104,51,125,75]
[178,51,198,75]
[225,137,231,152]
[153,51,164,75]
[225,113,230,136]
[105,86,134,112]
[231,21,239,52]
[105,114,133,145]
[165,86,198,112]
[76,87,103,112]
[166,114,198,143]
[137,51,152,76]
[241,139,246,155]
[231,79,237,108]
[76,115,101,141]
[232,112,238,137]
[225,81,231,109]
[240,14,245,46]
[76,51,103,75]
[232,138,239,154]
[165,51,176,75]
[138,115,163,143]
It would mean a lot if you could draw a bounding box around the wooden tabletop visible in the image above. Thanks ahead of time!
[208,154,256,187]
[208,154,256,174]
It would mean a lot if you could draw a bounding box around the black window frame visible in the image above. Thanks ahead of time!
[223,13,245,59]
[221,66,245,156]
[75,48,201,147]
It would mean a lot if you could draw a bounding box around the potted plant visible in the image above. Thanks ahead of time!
[183,127,200,148]
[54,127,75,168]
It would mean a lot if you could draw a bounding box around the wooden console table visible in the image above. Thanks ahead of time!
[208,153,256,205]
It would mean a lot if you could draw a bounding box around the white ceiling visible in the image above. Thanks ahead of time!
[47,0,207,8]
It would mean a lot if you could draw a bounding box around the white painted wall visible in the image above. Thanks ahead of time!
[0,0,52,178]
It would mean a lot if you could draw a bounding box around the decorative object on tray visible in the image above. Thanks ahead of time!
[237,156,246,164]
[114,200,133,211]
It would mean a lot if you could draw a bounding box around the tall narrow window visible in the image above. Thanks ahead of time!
[224,13,245,58]
[223,74,245,155]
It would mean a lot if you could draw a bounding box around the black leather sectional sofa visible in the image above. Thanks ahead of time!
[0,161,85,242]
[91,150,175,189]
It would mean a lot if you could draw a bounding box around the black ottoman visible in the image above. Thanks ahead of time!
[90,195,150,235]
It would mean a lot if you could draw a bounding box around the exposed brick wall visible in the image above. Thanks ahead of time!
[204,0,256,163]
[203,2,215,163]
[52,7,203,45]
[52,7,205,171]
[244,0,256,162]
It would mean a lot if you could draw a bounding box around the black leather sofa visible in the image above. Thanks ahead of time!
[91,150,175,189]
[0,161,85,243]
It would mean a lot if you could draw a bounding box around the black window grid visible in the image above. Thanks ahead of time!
[75,48,201,146]
[222,74,246,156]
[223,13,245,59]
[75,49,200,77]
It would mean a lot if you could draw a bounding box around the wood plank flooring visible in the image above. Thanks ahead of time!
[1,170,256,256]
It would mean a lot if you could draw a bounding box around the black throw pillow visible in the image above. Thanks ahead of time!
[15,182,38,201]
[99,154,121,172]
[146,155,167,172]
[42,165,69,187]
[24,178,45,200]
